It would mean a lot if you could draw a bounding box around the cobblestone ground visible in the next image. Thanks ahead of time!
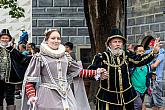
[89,102,153,110]
[4,95,164,110]
[89,95,165,110]
[15,98,21,110]
[3,95,21,110]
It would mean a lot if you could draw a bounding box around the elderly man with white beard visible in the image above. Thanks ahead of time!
[0,29,30,110]
[88,27,160,110]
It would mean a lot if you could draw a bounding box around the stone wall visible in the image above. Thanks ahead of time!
[127,0,165,97]
[32,0,90,50]
[127,0,165,44]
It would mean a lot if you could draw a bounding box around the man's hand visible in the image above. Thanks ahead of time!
[95,68,108,80]
[100,68,108,80]
[153,37,160,54]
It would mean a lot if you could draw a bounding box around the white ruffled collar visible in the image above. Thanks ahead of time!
[40,42,65,59]
[0,41,13,48]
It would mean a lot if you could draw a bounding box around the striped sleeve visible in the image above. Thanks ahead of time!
[25,83,36,98]
[79,69,97,78]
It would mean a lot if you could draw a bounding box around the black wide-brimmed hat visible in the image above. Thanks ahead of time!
[141,31,156,50]
[106,28,126,46]
[0,29,12,41]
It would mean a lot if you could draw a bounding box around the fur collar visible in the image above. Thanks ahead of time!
[40,42,65,59]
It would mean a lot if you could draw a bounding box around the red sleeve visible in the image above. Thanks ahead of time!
[79,69,96,78]
[25,82,36,98]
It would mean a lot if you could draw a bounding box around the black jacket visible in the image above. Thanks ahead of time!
[88,50,155,106]
[2,46,31,84]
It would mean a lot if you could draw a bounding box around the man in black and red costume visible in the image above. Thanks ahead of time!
[88,27,160,110]
[0,29,30,110]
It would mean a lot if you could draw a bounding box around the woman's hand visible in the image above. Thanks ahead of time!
[95,68,108,80]
[27,96,38,105]
[100,68,108,80]
[153,37,160,54]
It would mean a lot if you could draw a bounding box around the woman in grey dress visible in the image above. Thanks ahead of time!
[21,29,83,110]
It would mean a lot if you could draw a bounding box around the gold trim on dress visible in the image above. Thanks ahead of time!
[103,52,110,89]
[5,81,22,84]
[125,61,132,86]
[98,101,100,110]
[106,102,109,110]
[123,95,138,105]
[128,52,153,64]
[117,56,124,105]
[98,83,132,93]
[87,54,100,69]
[96,93,138,106]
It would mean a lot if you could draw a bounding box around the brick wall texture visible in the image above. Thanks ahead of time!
[32,0,89,46]
[127,0,165,44]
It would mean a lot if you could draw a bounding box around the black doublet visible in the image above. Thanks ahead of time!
[0,46,31,84]
[88,50,155,110]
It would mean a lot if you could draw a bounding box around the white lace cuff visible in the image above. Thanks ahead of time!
[27,96,38,105]
[94,68,101,80]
